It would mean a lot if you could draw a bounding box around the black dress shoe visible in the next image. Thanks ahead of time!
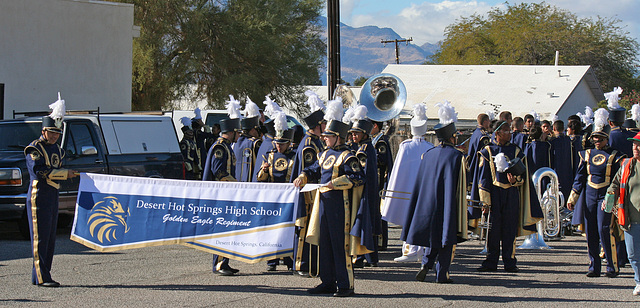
[308,284,336,294]
[333,288,354,297]
[352,260,364,268]
[215,268,235,276]
[416,265,429,282]
[267,265,277,271]
[605,271,619,278]
[476,266,497,272]
[294,270,310,277]
[586,271,600,277]
[505,266,519,273]
[364,262,378,267]
[38,281,60,287]
[229,267,240,273]
[436,278,454,284]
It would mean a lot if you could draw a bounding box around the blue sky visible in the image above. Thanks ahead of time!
[338,0,640,45]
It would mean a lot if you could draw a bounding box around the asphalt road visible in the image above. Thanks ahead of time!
[1,221,638,307]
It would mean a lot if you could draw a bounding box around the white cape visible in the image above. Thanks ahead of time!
[381,137,434,225]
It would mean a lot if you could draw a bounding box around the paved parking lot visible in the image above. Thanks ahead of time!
[0,222,638,307]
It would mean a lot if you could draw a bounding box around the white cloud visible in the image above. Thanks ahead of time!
[348,0,639,46]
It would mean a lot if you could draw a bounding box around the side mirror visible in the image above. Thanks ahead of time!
[81,146,98,156]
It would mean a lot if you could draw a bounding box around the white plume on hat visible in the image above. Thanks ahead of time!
[435,100,457,125]
[180,116,191,127]
[605,87,623,109]
[273,111,288,137]
[486,110,495,121]
[324,98,344,122]
[194,107,202,120]
[494,153,509,173]
[410,103,428,136]
[593,108,609,132]
[552,114,559,122]
[263,95,282,119]
[577,106,594,126]
[226,95,242,120]
[351,105,368,122]
[305,90,325,112]
[631,104,640,122]
[530,110,540,121]
[342,104,356,124]
[49,92,66,120]
[244,97,260,118]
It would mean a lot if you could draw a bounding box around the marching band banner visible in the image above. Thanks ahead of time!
[70,173,299,264]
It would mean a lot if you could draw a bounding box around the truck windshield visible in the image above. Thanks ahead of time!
[0,123,42,151]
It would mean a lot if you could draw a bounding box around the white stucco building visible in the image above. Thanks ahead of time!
[0,0,138,119]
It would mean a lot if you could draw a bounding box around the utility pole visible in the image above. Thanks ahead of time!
[381,37,413,64]
[327,0,340,99]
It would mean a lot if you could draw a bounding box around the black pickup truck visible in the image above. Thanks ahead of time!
[0,114,185,238]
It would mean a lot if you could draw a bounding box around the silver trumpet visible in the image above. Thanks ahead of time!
[468,199,491,254]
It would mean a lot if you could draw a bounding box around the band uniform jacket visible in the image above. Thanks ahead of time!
[25,136,70,284]
[252,134,275,182]
[180,136,201,179]
[374,133,393,190]
[203,137,236,181]
[351,139,381,252]
[256,148,296,183]
[549,134,574,199]
[381,137,434,225]
[401,142,468,248]
[234,133,262,182]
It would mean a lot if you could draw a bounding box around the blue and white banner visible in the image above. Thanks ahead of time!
[70,173,299,264]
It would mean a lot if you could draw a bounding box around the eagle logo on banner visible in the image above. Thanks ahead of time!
[88,196,130,243]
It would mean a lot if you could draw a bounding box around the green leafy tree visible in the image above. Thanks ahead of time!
[353,76,368,87]
[430,2,639,92]
[110,0,324,114]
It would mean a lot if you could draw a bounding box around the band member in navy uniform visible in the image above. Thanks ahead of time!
[191,108,216,176]
[294,100,366,297]
[511,117,527,151]
[179,117,202,180]
[475,120,542,272]
[253,96,281,182]
[370,120,393,250]
[349,107,380,267]
[524,125,551,177]
[234,98,262,182]
[25,96,77,287]
[257,112,296,271]
[291,91,326,277]
[404,101,468,283]
[550,120,575,199]
[382,104,433,262]
[467,113,491,185]
[203,101,242,276]
[567,125,625,277]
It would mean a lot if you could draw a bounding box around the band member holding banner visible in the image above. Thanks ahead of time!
[474,119,542,272]
[403,100,467,283]
[382,103,433,263]
[567,108,625,278]
[258,111,296,272]
[234,97,262,182]
[203,99,242,276]
[349,105,381,268]
[291,91,326,277]
[294,99,366,297]
[25,95,77,287]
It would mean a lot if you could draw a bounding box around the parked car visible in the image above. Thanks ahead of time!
[0,114,185,238]
[165,110,304,140]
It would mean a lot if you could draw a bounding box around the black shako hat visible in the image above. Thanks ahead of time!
[322,120,350,140]
[220,117,241,133]
[303,109,325,129]
[349,119,373,135]
[434,122,456,140]
[42,116,63,134]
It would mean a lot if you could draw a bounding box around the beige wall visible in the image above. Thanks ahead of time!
[0,0,135,118]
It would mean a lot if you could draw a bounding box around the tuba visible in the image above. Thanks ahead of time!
[533,167,565,239]
[358,73,407,142]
